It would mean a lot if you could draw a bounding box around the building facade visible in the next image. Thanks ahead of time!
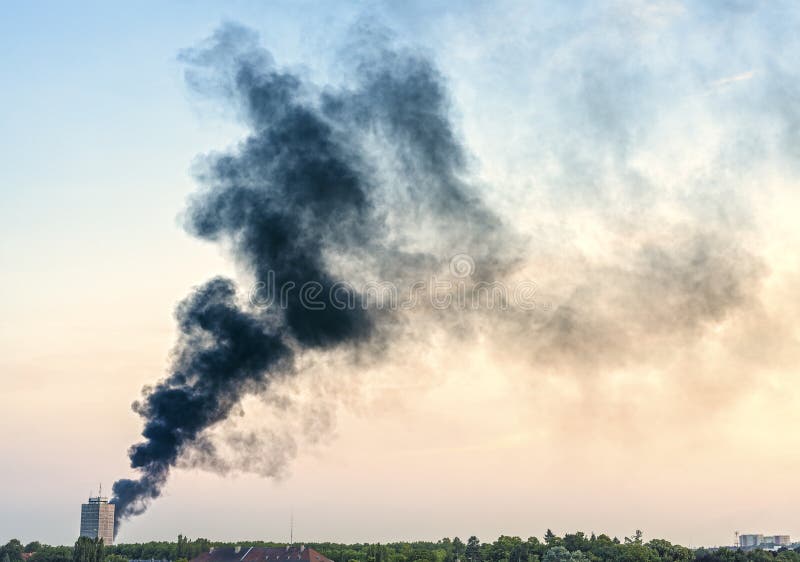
[739,534,791,549]
[739,535,763,548]
[771,536,792,547]
[79,495,115,545]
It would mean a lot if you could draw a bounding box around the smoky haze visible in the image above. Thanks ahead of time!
[111,17,769,533]
[110,22,508,530]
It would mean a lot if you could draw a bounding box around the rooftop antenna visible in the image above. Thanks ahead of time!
[290,511,294,545]
[99,483,103,498]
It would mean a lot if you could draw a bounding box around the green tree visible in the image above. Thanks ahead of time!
[491,537,522,562]
[616,543,659,562]
[30,546,72,562]
[466,538,481,562]
[646,540,691,562]
[73,537,104,562]
[409,547,434,562]
[543,547,588,562]
[563,535,590,553]
[624,533,643,547]
[776,551,800,562]
[544,534,561,549]
[453,539,465,560]
[525,538,545,561]
[24,544,42,554]
[2,540,24,562]
[509,540,533,562]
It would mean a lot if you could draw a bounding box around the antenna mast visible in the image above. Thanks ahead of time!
[290,512,294,545]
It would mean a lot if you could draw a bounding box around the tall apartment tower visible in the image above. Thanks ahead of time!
[79,489,115,545]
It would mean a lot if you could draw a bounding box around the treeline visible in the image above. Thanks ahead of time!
[301,533,800,562]
[0,536,210,562]
[4,532,800,562]
[109,535,210,561]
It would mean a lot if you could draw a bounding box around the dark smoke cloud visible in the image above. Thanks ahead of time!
[111,22,506,530]
[112,277,290,522]
[112,13,772,531]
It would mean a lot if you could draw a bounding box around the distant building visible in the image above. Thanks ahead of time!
[80,493,115,546]
[771,536,792,547]
[739,535,763,548]
[739,534,791,549]
[192,546,332,562]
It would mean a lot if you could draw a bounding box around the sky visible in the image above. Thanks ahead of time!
[1,0,800,549]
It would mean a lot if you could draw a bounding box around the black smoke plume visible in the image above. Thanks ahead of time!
[111,22,503,530]
[109,16,773,532]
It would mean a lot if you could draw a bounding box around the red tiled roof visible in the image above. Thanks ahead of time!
[192,547,333,562]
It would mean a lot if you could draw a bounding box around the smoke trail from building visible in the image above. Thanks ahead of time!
[110,16,770,532]
[110,22,505,530]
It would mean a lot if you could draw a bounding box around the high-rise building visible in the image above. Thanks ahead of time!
[79,491,115,546]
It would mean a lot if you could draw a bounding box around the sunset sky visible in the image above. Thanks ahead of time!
[2,0,800,549]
